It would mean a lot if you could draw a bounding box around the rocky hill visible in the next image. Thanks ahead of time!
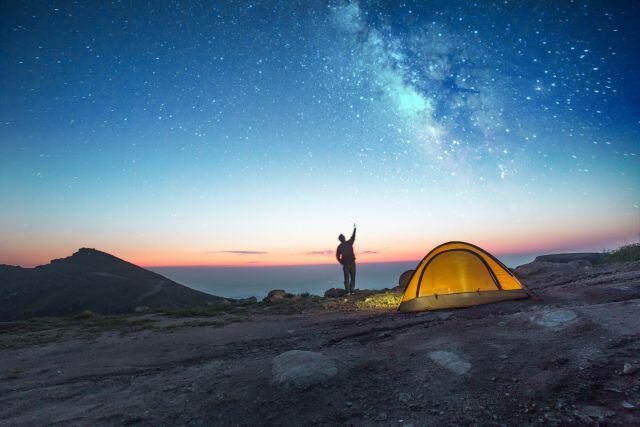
[0,258,638,425]
[0,248,225,320]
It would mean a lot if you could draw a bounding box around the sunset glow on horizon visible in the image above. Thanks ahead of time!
[1,1,638,269]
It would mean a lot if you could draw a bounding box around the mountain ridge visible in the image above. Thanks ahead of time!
[0,248,225,320]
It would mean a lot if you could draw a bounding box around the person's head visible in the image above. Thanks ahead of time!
[338,234,345,242]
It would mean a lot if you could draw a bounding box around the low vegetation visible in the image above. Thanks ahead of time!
[603,243,640,263]
[0,314,156,349]
[158,294,326,317]
[355,291,402,310]
[1,289,408,350]
[156,303,234,317]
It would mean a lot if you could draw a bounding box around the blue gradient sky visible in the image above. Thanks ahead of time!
[1,1,638,267]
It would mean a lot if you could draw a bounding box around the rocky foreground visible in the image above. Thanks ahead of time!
[1,260,639,426]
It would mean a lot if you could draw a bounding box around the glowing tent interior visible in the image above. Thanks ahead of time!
[398,242,530,313]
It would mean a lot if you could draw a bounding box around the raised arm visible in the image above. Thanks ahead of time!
[348,226,356,244]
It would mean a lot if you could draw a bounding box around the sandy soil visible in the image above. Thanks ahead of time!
[1,261,639,426]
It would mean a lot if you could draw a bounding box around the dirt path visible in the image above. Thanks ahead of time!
[1,262,639,426]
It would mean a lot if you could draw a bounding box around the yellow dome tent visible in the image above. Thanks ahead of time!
[398,242,529,313]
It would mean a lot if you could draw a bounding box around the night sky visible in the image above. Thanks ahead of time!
[1,1,638,267]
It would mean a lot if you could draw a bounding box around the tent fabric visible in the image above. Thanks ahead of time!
[398,241,529,313]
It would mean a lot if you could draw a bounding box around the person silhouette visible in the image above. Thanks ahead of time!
[336,224,357,294]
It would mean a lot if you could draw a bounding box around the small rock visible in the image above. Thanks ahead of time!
[579,405,613,420]
[375,412,387,421]
[272,350,337,389]
[621,401,635,409]
[398,392,410,403]
[543,412,560,423]
[429,351,471,375]
[530,310,577,327]
[623,362,637,375]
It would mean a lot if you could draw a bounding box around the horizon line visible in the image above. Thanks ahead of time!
[143,253,543,269]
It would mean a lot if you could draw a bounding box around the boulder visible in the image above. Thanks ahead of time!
[530,310,577,328]
[272,350,337,389]
[577,405,614,421]
[263,289,288,302]
[324,288,347,298]
[398,270,415,289]
[623,362,637,375]
[515,260,591,278]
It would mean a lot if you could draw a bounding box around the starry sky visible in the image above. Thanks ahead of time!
[1,0,638,267]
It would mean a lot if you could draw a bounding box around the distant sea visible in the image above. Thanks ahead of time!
[151,254,535,299]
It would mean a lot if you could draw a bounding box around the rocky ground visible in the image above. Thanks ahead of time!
[1,261,639,426]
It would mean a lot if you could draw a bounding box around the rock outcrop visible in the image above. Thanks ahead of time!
[515,260,592,278]
[429,351,471,375]
[263,289,290,302]
[272,350,337,388]
[324,288,347,298]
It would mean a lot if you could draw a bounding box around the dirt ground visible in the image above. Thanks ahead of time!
[1,261,639,426]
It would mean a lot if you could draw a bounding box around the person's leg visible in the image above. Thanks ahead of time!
[350,263,356,293]
[343,265,350,292]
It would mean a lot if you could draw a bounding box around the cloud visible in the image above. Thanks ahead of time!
[304,249,381,256]
[206,250,269,255]
[305,250,335,256]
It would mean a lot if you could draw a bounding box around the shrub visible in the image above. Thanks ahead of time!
[604,243,640,263]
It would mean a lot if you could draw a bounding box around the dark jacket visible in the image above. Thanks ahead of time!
[336,228,356,265]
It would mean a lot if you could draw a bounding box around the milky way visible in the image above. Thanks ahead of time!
[317,1,639,186]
